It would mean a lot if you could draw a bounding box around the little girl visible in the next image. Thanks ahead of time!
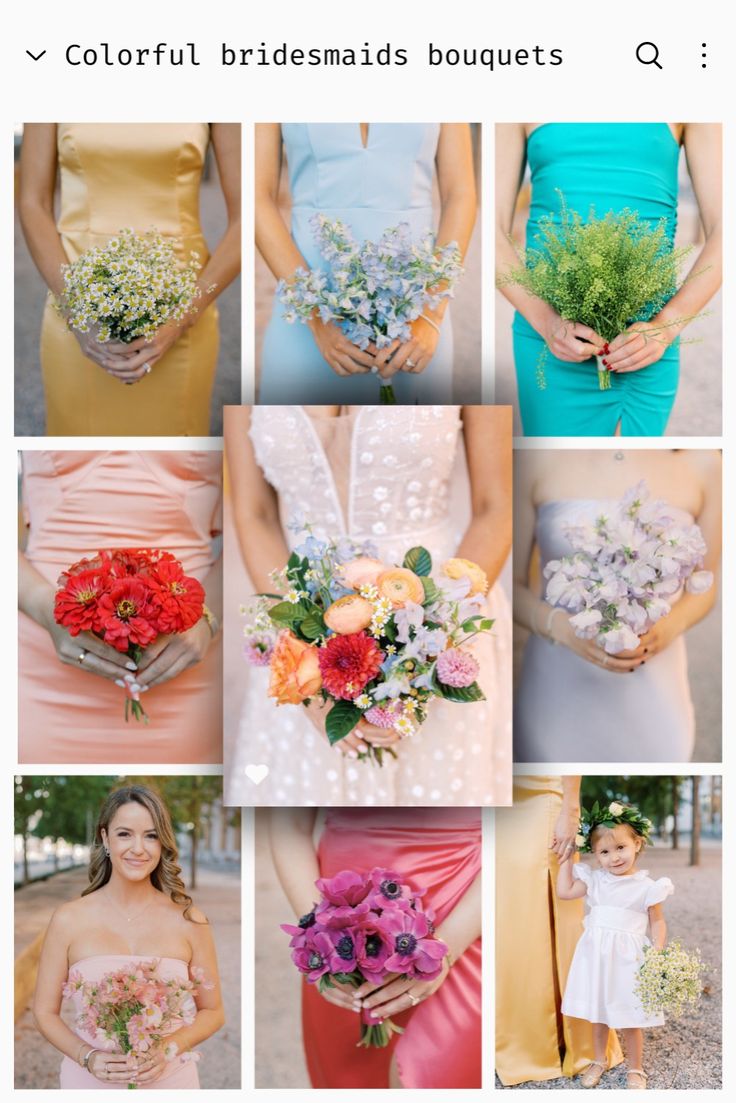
[557,801,673,1090]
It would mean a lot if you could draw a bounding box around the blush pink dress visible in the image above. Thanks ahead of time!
[60,955,200,1089]
[301,807,481,1088]
[18,452,222,763]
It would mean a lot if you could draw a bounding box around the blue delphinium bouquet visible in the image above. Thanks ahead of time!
[277,215,463,402]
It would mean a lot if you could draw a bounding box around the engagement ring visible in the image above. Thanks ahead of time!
[408,992,420,1006]
[406,358,415,368]
[143,363,152,374]
[78,649,87,664]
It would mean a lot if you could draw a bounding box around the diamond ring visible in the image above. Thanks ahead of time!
[406,358,415,368]
[78,650,87,664]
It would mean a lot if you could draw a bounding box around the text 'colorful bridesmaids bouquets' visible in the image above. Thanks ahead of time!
[277,215,463,403]
[500,190,702,390]
[54,548,206,722]
[282,867,448,1047]
[543,481,713,654]
[241,526,493,764]
[57,227,208,345]
[63,958,213,1088]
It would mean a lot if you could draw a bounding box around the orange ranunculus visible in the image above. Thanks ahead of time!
[324,594,374,634]
[442,557,488,595]
[339,556,386,590]
[268,630,322,704]
[376,567,425,608]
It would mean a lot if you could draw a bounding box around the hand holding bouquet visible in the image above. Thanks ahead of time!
[54,548,206,722]
[242,528,493,764]
[277,216,463,402]
[635,940,706,1018]
[282,866,448,1047]
[543,481,713,654]
[63,958,212,1088]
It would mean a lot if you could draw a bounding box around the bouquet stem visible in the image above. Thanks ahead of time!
[358,1018,404,1048]
[124,696,149,724]
[379,383,397,405]
[596,354,611,391]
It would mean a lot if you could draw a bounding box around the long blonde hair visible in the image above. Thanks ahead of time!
[82,784,199,921]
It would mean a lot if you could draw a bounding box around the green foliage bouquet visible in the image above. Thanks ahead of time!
[635,940,706,1017]
[501,192,696,390]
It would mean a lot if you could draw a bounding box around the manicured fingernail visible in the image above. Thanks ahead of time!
[139,685,150,693]
[124,673,136,683]
[347,750,358,759]
[126,661,138,670]
[115,679,125,688]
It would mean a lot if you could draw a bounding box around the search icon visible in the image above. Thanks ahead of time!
[636,41,663,69]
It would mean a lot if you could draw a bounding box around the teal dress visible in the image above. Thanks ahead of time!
[512,123,681,436]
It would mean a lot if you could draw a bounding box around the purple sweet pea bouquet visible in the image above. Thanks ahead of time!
[543,481,713,654]
[281,866,448,1047]
[277,215,463,403]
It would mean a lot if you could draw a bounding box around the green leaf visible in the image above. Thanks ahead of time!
[435,680,486,703]
[325,700,363,745]
[402,546,432,577]
[421,577,441,605]
[479,618,495,631]
[299,612,326,640]
[287,552,302,572]
[318,975,334,992]
[268,600,312,628]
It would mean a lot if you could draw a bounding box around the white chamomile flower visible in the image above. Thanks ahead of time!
[354,694,372,710]
[285,588,306,604]
[394,716,416,738]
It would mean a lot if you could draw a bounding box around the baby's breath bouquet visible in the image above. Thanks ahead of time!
[58,228,204,344]
[635,940,706,1018]
[278,215,463,403]
[501,192,696,390]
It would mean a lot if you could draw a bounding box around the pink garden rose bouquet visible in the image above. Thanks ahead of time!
[241,527,494,764]
[282,866,448,1047]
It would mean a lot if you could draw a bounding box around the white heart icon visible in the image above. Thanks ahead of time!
[245,764,269,786]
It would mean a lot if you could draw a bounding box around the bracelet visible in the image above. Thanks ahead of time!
[82,1047,98,1071]
[545,606,561,643]
[76,1042,88,1066]
[419,312,442,335]
[202,605,220,638]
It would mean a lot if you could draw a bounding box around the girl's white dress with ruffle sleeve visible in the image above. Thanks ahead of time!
[561,865,674,1028]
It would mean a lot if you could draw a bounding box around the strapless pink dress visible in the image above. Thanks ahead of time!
[18,452,222,763]
[302,808,481,1088]
[60,955,200,1089]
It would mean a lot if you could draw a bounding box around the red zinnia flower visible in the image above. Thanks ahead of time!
[53,568,107,635]
[318,631,384,700]
[149,560,205,633]
[97,578,158,652]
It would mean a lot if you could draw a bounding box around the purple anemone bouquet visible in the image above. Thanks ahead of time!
[543,481,713,654]
[277,215,463,403]
[281,866,448,1047]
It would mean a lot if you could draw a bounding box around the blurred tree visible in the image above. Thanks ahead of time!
[14,776,51,886]
[580,776,687,845]
[690,775,701,867]
[15,776,115,883]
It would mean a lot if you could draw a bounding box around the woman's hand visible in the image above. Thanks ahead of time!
[549,612,647,674]
[97,318,190,383]
[126,1046,169,1086]
[87,1049,138,1085]
[135,619,214,690]
[71,324,137,372]
[39,598,137,683]
[307,318,377,377]
[372,316,441,379]
[302,700,402,757]
[355,958,451,1019]
[317,976,362,1012]
[540,313,606,363]
[550,805,580,861]
[603,320,677,373]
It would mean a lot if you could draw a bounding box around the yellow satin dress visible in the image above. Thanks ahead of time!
[495,776,623,1086]
[40,123,219,435]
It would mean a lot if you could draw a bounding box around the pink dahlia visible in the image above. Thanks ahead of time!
[364,701,403,728]
[436,647,480,688]
[318,631,384,700]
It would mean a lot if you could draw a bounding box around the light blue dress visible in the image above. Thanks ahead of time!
[260,124,454,403]
[512,123,681,436]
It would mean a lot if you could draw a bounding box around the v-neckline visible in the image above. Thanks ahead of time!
[359,122,370,150]
[296,405,369,535]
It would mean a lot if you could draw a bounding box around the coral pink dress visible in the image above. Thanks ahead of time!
[302,808,481,1088]
[60,955,200,1089]
[18,452,222,763]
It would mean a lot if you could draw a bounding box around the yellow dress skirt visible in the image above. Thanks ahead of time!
[495,776,623,1085]
[40,122,219,436]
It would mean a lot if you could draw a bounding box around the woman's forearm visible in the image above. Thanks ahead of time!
[256,194,309,283]
[268,809,320,918]
[434,873,480,962]
[561,776,582,811]
[654,227,722,338]
[201,560,223,624]
[19,200,68,299]
[456,509,510,592]
[496,228,558,336]
[234,513,290,596]
[163,1006,225,1054]
[33,1010,89,1064]
[18,551,54,627]
[188,219,242,322]
[426,191,477,326]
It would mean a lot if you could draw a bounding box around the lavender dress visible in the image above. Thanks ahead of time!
[514,499,694,762]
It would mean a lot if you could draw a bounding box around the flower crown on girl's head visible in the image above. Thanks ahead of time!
[576,801,653,853]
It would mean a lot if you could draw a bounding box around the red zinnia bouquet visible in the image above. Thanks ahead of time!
[54,548,205,722]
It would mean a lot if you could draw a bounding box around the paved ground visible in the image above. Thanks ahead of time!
[14,864,241,1089]
[13,150,241,437]
[497,840,722,1090]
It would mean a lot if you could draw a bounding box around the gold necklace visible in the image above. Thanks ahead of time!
[104,887,157,925]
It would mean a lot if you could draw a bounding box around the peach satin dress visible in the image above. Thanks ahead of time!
[302,808,481,1088]
[18,452,222,764]
[60,956,200,1089]
[40,123,219,436]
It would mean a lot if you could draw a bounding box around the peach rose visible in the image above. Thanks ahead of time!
[442,557,488,596]
[324,594,374,634]
[376,567,425,608]
[268,630,322,704]
[339,556,386,590]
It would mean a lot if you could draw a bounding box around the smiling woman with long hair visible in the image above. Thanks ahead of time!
[32,785,225,1089]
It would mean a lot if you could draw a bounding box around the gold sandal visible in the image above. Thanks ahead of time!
[580,1060,608,1088]
[627,1068,648,1090]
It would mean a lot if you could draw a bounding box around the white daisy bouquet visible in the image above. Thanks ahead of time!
[58,228,204,343]
[635,940,706,1017]
[543,481,713,654]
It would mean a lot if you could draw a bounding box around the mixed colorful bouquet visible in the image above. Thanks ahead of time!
[500,191,698,389]
[63,958,212,1087]
[58,227,205,345]
[543,481,713,654]
[277,215,463,402]
[241,528,492,764]
[282,866,448,1047]
[54,548,206,722]
[635,940,706,1017]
